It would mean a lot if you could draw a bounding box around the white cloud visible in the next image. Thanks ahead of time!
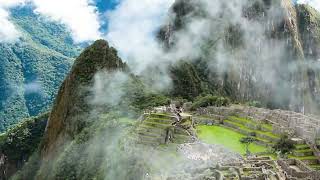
[24,81,42,94]
[32,0,101,42]
[0,0,101,43]
[0,0,25,43]
[297,0,320,11]
[106,0,175,73]
[0,9,20,42]
[0,0,25,7]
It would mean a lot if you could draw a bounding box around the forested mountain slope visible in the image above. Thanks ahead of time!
[0,6,80,131]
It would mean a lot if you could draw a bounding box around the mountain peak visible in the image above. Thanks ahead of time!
[39,39,127,168]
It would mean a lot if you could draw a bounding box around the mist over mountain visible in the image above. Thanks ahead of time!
[0,0,320,179]
[157,0,320,114]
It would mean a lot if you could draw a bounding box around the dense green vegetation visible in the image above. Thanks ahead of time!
[273,135,295,155]
[0,112,48,161]
[170,62,204,99]
[0,112,48,179]
[191,94,230,110]
[0,6,80,132]
[247,101,263,108]
[120,76,171,111]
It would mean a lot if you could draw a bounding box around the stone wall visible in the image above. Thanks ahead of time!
[277,159,315,179]
[310,143,320,161]
[310,171,320,180]
[196,105,320,143]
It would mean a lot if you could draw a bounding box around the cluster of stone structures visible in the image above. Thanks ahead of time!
[196,105,320,143]
[137,105,320,179]
[217,156,283,180]
[167,156,286,180]
[277,159,320,179]
[194,105,320,179]
[133,112,195,146]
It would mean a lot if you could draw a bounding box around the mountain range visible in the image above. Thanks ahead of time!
[0,0,319,179]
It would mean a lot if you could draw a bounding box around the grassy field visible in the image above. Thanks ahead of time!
[197,125,269,155]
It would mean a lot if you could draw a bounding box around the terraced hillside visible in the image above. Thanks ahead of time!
[223,116,280,145]
[289,144,320,171]
[133,113,195,146]
[195,114,320,171]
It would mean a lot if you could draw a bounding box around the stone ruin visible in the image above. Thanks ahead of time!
[165,153,285,180]
[177,143,243,166]
[277,159,320,180]
[196,105,320,144]
[134,108,196,147]
[137,105,320,179]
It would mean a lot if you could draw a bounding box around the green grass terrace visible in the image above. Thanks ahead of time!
[195,115,320,170]
[197,125,269,155]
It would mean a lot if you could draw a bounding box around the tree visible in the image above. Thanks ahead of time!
[240,136,256,156]
[273,134,295,156]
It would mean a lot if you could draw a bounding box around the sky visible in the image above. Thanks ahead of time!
[0,0,319,45]
[297,0,320,12]
[95,0,118,12]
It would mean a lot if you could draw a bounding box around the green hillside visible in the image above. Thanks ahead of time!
[0,6,80,132]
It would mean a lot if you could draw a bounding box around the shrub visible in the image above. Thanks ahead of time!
[247,101,263,108]
[249,132,257,137]
[131,93,171,110]
[171,97,188,108]
[240,136,256,155]
[273,134,295,155]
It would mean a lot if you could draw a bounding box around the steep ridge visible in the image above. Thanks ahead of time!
[40,40,127,162]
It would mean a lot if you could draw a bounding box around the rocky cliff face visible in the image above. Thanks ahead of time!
[161,0,320,114]
[39,40,127,172]
[296,4,320,111]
